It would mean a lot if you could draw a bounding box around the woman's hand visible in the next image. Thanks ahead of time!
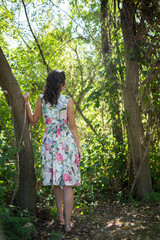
[23,91,30,104]
[23,94,42,126]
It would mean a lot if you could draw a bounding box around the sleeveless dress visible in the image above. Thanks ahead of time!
[40,93,81,188]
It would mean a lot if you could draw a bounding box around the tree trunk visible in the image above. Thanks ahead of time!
[101,0,123,147]
[120,1,152,199]
[0,225,5,240]
[101,0,124,190]
[0,47,36,213]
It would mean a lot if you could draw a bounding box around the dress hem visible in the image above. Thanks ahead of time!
[42,183,81,187]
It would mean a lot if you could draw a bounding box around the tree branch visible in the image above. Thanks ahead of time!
[0,115,15,147]
[49,0,101,47]
[75,104,97,135]
[48,38,74,64]
[76,58,101,106]
[74,46,84,90]
[16,28,33,51]
[21,0,50,73]
[0,106,27,205]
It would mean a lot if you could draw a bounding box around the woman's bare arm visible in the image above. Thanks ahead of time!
[67,97,82,160]
[23,91,42,126]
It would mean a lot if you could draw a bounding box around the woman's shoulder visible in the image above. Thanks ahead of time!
[59,93,70,106]
[60,93,70,101]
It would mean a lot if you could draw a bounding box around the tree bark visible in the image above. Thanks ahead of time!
[120,0,152,199]
[0,47,36,212]
[101,0,124,190]
[0,225,5,240]
[101,0,123,147]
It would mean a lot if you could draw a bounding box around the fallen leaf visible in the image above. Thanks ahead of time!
[122,226,130,229]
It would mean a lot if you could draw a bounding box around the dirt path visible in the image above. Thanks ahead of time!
[33,201,160,240]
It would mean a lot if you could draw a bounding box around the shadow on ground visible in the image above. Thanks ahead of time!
[32,201,160,240]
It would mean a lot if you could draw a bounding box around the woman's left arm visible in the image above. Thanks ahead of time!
[24,91,42,126]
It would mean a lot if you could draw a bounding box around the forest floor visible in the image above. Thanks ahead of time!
[32,200,160,240]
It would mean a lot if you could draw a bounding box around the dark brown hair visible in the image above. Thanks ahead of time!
[43,70,65,106]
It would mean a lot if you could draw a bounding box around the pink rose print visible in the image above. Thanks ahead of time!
[75,154,80,164]
[63,173,72,182]
[46,143,51,151]
[75,182,81,186]
[46,118,52,124]
[46,166,50,172]
[57,128,61,135]
[56,153,63,162]
[45,166,53,176]
[62,142,67,150]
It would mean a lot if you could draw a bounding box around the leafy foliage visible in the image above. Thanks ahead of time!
[0,205,35,240]
[0,138,20,204]
[0,0,160,237]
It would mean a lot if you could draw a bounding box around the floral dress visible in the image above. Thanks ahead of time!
[40,93,81,188]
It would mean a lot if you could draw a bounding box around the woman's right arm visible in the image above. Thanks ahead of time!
[67,97,82,160]
[23,91,42,126]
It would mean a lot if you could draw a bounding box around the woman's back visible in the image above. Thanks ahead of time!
[40,93,81,187]
[40,93,69,128]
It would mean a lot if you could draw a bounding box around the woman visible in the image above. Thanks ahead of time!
[23,70,81,232]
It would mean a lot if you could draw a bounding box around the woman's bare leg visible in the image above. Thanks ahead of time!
[54,186,64,222]
[63,186,73,231]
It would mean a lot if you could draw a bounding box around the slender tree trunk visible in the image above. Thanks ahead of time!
[0,48,36,212]
[101,0,124,190]
[120,1,152,199]
[101,0,123,147]
[0,225,5,240]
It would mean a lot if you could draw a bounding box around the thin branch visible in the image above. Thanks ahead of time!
[75,0,96,42]
[10,152,20,205]
[0,115,15,147]
[113,0,117,28]
[75,104,106,149]
[16,28,33,51]
[134,2,140,14]
[49,0,101,47]
[75,104,97,135]
[0,96,7,102]
[18,105,27,149]
[0,101,27,205]
[64,87,97,135]
[48,36,89,63]
[76,58,102,105]
[21,0,50,73]
[48,38,73,64]
[74,46,84,90]
[10,106,27,205]
[117,0,121,12]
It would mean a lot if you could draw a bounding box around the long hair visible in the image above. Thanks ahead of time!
[43,70,65,106]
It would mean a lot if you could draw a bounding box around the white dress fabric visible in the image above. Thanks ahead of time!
[40,93,81,187]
